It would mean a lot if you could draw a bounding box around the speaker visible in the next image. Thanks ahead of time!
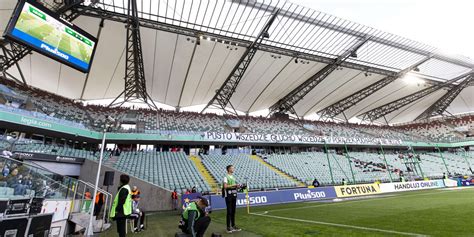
[103,171,114,186]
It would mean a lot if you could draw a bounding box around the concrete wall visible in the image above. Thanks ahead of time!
[79,159,174,212]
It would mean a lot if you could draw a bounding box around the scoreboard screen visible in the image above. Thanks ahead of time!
[4,0,98,73]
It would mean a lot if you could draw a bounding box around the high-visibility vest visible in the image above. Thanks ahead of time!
[110,185,132,218]
[182,202,200,220]
[225,174,236,185]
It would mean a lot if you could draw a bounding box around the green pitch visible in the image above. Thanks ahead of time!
[15,8,92,63]
[103,188,474,236]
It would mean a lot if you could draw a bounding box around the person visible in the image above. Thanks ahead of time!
[442,172,448,179]
[312,178,320,187]
[84,189,92,200]
[191,186,197,193]
[185,189,191,195]
[223,165,241,233]
[342,178,348,185]
[94,189,105,217]
[110,174,132,237]
[180,196,211,237]
[171,189,179,210]
[131,195,145,232]
[131,186,141,196]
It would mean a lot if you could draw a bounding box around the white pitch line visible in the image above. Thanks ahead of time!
[265,189,446,213]
[251,212,428,237]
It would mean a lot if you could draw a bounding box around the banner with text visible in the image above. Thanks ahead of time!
[13,151,85,164]
[204,132,402,145]
[379,180,445,193]
[203,187,337,210]
[335,183,381,198]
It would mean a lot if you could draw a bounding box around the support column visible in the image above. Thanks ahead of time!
[323,141,334,185]
[343,143,356,184]
[380,145,393,183]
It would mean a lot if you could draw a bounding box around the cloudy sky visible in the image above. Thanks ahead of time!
[291,0,474,60]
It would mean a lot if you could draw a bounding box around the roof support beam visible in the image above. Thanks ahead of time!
[231,0,474,69]
[317,55,433,121]
[108,0,158,110]
[358,71,472,122]
[200,9,279,115]
[416,74,474,120]
[268,37,370,116]
[75,6,399,77]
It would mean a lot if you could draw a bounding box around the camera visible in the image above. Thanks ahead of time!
[238,183,247,192]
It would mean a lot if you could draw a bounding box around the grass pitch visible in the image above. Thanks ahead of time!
[103,187,474,236]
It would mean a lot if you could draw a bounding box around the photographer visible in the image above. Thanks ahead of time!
[180,197,211,237]
[223,165,242,233]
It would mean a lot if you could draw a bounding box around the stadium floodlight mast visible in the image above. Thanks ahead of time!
[86,115,115,236]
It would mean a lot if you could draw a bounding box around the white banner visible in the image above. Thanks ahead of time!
[41,200,72,222]
[380,180,445,193]
[203,132,402,145]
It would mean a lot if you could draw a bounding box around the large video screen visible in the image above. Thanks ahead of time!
[3,0,98,73]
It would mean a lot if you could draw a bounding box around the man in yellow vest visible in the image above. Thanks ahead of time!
[179,196,211,237]
[110,174,132,237]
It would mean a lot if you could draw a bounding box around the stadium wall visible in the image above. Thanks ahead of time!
[79,159,174,212]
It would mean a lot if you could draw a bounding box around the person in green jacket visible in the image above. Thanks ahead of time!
[180,196,211,237]
[110,174,132,237]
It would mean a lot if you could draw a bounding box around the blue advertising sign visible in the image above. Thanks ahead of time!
[206,187,337,210]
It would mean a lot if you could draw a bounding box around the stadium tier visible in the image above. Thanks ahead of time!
[0,79,473,143]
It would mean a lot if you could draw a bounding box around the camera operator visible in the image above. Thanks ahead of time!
[179,196,211,237]
[223,165,242,233]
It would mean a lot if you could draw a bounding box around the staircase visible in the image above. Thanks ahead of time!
[249,155,306,187]
[104,155,119,167]
[190,155,219,192]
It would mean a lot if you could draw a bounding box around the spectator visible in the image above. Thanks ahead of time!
[179,196,211,237]
[312,178,320,187]
[7,169,27,195]
[131,195,145,232]
[191,186,197,193]
[171,189,179,210]
[84,189,92,199]
[342,178,348,185]
[110,174,132,237]
[131,186,141,196]
[2,164,10,177]
[185,189,191,195]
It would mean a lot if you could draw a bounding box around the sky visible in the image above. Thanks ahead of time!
[291,0,474,60]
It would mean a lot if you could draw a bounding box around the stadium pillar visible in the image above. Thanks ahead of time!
[86,128,107,236]
[411,147,425,180]
[343,143,356,184]
[323,141,335,185]
[461,149,473,174]
[379,145,393,183]
[435,146,450,175]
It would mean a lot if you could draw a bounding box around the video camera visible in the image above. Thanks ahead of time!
[237,183,247,192]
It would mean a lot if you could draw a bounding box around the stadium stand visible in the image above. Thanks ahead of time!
[201,154,298,190]
[1,79,473,143]
[113,151,211,193]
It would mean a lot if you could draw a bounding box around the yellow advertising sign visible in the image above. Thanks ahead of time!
[335,183,381,198]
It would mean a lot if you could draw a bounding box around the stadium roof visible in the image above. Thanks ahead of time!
[1,0,473,124]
